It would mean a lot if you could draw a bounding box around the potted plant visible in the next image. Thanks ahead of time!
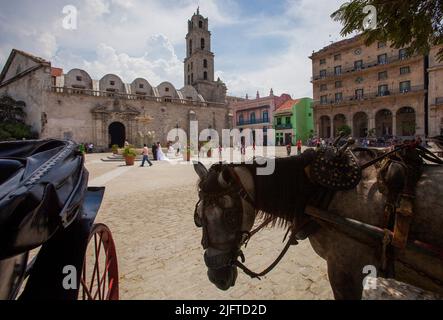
[122,146,137,166]
[111,144,119,154]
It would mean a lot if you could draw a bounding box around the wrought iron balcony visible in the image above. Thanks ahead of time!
[314,85,425,106]
[311,53,420,81]
[236,118,270,126]
[274,123,293,130]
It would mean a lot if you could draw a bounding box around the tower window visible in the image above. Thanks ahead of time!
[201,38,205,50]
[188,75,190,85]
[189,40,192,55]
[191,62,193,70]
[188,64,190,72]
[204,71,208,80]
[203,59,208,68]
[199,21,203,28]
[110,80,115,86]
[165,87,169,92]
[191,73,194,83]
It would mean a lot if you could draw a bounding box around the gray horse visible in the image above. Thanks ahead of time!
[193,149,443,299]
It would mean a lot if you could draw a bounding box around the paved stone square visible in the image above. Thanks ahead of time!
[85,148,333,300]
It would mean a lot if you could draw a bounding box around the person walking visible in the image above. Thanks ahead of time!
[286,143,292,156]
[152,143,158,161]
[140,144,153,167]
[296,139,302,155]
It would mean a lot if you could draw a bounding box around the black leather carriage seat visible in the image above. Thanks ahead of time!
[0,159,24,185]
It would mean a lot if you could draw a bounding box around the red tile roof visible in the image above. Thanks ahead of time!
[275,99,299,113]
[51,67,63,77]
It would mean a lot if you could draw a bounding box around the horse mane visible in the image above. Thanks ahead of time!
[241,150,318,229]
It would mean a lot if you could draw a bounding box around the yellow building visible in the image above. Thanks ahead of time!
[310,35,443,139]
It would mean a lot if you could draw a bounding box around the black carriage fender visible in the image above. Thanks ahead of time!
[19,187,105,300]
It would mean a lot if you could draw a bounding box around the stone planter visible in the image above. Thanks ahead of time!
[124,155,135,166]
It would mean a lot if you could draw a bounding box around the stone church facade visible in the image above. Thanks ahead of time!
[0,10,232,150]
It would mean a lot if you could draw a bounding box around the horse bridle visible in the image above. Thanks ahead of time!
[195,166,299,279]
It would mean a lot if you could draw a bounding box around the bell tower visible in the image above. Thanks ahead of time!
[184,8,226,103]
[184,7,214,85]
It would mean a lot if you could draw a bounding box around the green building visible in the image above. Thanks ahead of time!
[274,97,314,145]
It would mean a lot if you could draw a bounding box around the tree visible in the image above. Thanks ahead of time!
[336,124,352,137]
[0,95,34,141]
[331,0,443,61]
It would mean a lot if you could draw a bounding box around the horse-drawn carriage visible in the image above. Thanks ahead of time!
[0,139,119,300]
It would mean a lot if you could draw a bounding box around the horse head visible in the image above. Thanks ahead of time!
[193,161,256,290]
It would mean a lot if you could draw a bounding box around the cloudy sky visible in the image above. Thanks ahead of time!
[0,0,350,98]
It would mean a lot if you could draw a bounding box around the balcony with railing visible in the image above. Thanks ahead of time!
[236,118,270,126]
[314,85,425,106]
[274,123,293,130]
[435,97,443,106]
[311,53,421,81]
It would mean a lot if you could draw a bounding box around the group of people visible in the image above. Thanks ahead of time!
[79,142,94,154]
[140,142,170,167]
[286,139,303,156]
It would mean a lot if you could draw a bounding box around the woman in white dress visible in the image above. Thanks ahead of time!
[156,143,170,161]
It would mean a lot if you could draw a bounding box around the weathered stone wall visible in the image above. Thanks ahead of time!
[64,69,93,89]
[428,45,443,136]
[0,66,51,135]
[41,90,230,149]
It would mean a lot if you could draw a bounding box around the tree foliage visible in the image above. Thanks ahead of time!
[0,95,34,141]
[331,0,443,60]
[336,124,352,136]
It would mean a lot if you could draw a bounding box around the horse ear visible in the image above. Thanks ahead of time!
[193,161,208,180]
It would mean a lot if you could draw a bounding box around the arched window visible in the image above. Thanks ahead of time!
[191,73,194,83]
[199,20,203,28]
[203,59,208,68]
[189,40,192,55]
[201,38,205,50]
[204,71,208,80]
[187,75,190,85]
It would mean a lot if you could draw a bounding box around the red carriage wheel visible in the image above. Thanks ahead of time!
[79,223,119,300]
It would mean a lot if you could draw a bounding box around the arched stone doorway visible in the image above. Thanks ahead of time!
[375,109,393,137]
[333,114,346,136]
[319,115,331,138]
[353,112,368,138]
[396,107,416,137]
[108,122,126,148]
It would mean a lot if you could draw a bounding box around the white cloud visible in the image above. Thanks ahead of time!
[83,0,110,17]
[0,0,352,99]
[80,34,183,87]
